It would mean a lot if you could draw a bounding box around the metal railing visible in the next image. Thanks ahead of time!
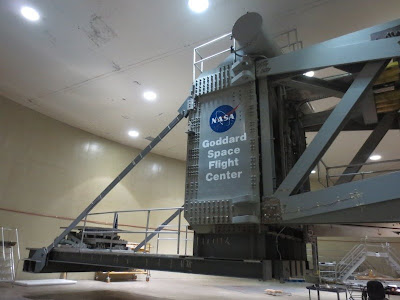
[155,224,193,255]
[274,28,303,54]
[80,207,194,255]
[334,241,400,282]
[316,158,400,187]
[336,244,365,278]
[192,28,304,82]
[193,32,236,81]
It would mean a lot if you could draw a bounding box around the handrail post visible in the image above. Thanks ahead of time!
[326,167,330,187]
[177,209,182,255]
[110,212,118,252]
[144,210,150,253]
[1,227,5,260]
[80,215,88,249]
[15,228,20,261]
[156,233,160,254]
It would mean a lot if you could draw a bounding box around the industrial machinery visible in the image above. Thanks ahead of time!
[24,12,400,280]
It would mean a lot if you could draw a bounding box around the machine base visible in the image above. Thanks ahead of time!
[24,248,306,280]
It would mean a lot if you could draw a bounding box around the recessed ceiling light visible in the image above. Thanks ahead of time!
[311,170,317,174]
[304,71,315,77]
[143,91,157,101]
[128,130,139,138]
[369,154,382,161]
[20,6,40,21]
[188,0,209,13]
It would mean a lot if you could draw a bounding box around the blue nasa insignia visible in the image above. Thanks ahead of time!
[209,105,239,133]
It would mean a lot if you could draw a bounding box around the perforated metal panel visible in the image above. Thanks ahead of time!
[185,75,260,226]
[194,64,232,97]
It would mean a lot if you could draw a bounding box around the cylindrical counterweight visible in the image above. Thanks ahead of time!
[232,12,281,57]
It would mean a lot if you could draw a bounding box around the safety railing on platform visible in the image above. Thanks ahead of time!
[316,158,400,187]
[80,207,194,256]
[274,28,303,54]
[193,32,236,81]
[192,28,303,82]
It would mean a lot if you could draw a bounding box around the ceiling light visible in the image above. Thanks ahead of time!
[20,6,40,21]
[369,154,382,161]
[143,91,157,101]
[128,130,139,138]
[304,71,315,77]
[188,0,209,13]
[311,170,317,174]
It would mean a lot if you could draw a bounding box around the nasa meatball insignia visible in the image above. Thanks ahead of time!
[209,104,239,133]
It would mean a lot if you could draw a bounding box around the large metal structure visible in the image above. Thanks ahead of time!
[24,12,400,280]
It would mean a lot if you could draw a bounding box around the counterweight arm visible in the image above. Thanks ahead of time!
[26,96,194,273]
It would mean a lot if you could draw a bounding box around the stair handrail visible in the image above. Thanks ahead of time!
[336,244,365,277]
[337,244,363,269]
[387,246,400,274]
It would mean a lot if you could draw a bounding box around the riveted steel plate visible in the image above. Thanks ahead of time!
[185,81,260,226]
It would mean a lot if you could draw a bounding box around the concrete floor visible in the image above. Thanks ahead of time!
[2,273,400,300]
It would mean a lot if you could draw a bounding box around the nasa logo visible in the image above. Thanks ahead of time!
[209,105,239,133]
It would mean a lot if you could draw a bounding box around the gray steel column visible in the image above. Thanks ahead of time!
[335,111,398,185]
[258,78,276,196]
[274,60,388,197]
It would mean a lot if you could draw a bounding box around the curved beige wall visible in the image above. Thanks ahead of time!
[0,95,186,279]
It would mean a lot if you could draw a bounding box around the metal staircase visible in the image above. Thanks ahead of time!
[336,244,366,282]
[387,246,400,274]
[334,242,400,283]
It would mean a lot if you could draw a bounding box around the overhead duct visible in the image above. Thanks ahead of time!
[232,12,281,57]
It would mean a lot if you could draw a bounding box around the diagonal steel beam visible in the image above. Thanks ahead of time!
[279,171,400,224]
[28,96,194,273]
[274,60,388,197]
[334,111,398,185]
[283,76,348,98]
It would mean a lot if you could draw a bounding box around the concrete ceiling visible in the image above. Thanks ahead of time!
[1,0,400,166]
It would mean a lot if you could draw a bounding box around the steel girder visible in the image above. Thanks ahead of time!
[274,60,389,197]
[334,112,398,185]
[25,248,274,280]
[280,171,400,224]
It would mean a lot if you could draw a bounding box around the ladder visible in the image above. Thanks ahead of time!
[0,227,20,282]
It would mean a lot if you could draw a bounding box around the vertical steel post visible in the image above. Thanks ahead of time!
[144,210,150,253]
[185,226,188,256]
[110,213,117,252]
[1,227,5,260]
[258,78,276,196]
[177,209,182,255]
[15,229,20,260]
[156,233,160,254]
[326,167,330,187]
[80,215,88,249]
